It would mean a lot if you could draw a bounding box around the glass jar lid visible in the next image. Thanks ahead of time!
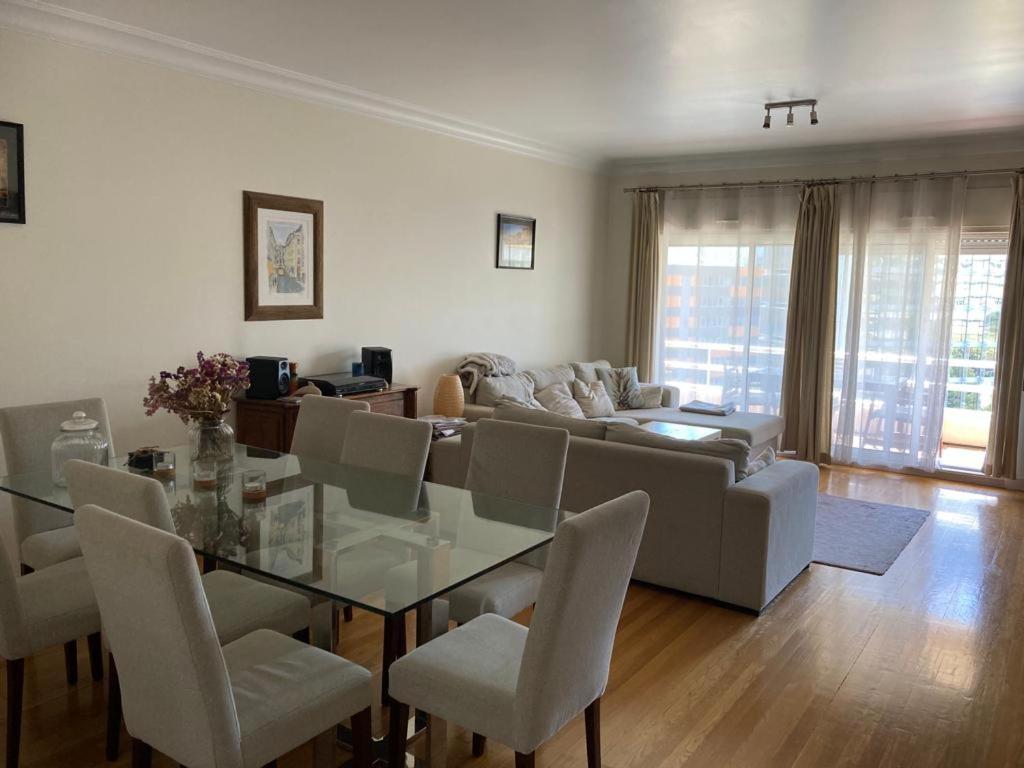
[60,411,100,432]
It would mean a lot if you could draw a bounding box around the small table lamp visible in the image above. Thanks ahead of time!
[433,374,465,417]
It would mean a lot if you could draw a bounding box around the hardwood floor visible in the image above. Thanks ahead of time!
[5,466,1023,767]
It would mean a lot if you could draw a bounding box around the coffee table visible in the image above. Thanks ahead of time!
[640,421,722,441]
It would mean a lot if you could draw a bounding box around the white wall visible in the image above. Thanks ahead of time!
[601,144,1024,363]
[0,29,609,466]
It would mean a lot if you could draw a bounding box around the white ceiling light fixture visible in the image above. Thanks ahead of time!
[763,99,818,129]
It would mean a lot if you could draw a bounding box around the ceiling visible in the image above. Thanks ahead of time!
[14,0,1024,164]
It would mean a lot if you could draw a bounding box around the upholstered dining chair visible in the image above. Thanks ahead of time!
[340,409,433,479]
[290,394,370,462]
[75,504,374,768]
[0,536,103,767]
[447,419,569,627]
[0,398,114,572]
[388,490,649,768]
[65,459,313,760]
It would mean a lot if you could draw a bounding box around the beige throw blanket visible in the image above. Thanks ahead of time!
[456,353,517,395]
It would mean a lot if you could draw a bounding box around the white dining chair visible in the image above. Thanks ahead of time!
[0,398,114,572]
[75,504,374,768]
[290,394,370,462]
[447,419,569,627]
[388,490,649,768]
[0,537,103,767]
[65,459,313,760]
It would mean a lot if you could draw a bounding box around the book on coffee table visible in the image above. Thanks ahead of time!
[679,400,736,417]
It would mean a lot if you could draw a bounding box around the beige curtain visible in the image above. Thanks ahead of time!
[780,184,840,463]
[984,172,1024,481]
[626,191,662,382]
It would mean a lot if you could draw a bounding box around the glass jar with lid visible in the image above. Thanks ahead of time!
[50,411,110,486]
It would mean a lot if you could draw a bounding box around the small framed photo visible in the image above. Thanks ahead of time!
[496,213,535,270]
[0,121,26,224]
[243,191,324,320]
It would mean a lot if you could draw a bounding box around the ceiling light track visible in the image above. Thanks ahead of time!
[763,99,818,129]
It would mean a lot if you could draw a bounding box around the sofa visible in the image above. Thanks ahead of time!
[429,402,818,613]
[460,359,784,457]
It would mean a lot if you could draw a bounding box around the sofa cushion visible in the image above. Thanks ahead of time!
[493,403,607,440]
[640,385,664,409]
[476,373,537,408]
[534,382,585,419]
[522,364,575,391]
[614,407,783,449]
[572,379,615,418]
[570,360,612,383]
[605,423,752,479]
[493,394,545,410]
[597,366,645,410]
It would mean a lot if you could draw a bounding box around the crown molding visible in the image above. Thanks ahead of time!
[0,0,602,172]
[609,130,1024,178]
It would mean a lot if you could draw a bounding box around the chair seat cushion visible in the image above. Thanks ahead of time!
[448,562,543,625]
[20,525,82,571]
[225,629,372,768]
[201,570,310,645]
[389,613,527,750]
[19,557,100,654]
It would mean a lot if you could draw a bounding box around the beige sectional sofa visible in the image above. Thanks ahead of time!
[461,359,784,456]
[429,402,818,613]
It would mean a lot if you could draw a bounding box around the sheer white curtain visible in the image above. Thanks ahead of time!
[659,186,800,414]
[832,178,966,470]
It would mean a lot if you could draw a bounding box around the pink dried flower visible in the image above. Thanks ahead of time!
[143,352,250,425]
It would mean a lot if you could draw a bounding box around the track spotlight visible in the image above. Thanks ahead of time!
[761,99,818,129]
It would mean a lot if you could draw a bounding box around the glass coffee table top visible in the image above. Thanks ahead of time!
[639,421,722,441]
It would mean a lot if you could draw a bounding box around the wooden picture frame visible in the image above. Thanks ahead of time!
[243,191,323,320]
[495,213,536,270]
[0,121,26,224]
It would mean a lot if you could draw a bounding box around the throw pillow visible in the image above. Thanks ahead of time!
[535,382,586,419]
[572,379,616,418]
[475,373,536,408]
[597,366,646,410]
[522,364,575,391]
[570,359,612,384]
[640,384,664,409]
[493,394,545,410]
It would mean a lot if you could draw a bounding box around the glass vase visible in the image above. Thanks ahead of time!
[189,418,235,465]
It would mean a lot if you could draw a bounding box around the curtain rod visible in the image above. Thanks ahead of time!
[622,166,1022,193]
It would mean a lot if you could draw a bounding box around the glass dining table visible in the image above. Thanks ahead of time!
[0,442,564,767]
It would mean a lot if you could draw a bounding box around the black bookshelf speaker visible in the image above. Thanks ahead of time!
[246,356,290,399]
[362,346,392,385]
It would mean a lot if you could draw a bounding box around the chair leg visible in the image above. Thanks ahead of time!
[131,739,152,768]
[350,707,373,768]
[292,627,310,644]
[63,639,78,685]
[585,697,601,768]
[343,605,354,622]
[388,701,410,767]
[515,752,535,768]
[106,653,123,761]
[472,732,487,757]
[312,725,335,768]
[382,614,406,706]
[87,632,104,681]
[6,658,24,768]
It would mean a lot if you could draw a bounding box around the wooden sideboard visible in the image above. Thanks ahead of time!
[235,384,419,453]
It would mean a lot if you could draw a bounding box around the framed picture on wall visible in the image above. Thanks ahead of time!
[243,191,324,320]
[0,121,26,224]
[495,213,536,270]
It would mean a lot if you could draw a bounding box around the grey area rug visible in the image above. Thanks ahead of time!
[813,494,930,575]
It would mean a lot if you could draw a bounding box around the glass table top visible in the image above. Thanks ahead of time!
[0,444,562,617]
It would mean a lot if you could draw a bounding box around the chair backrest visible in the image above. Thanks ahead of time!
[290,395,370,462]
[0,398,114,553]
[465,419,569,508]
[66,460,175,533]
[340,410,432,480]
[0,533,31,660]
[75,505,243,768]
[513,491,649,752]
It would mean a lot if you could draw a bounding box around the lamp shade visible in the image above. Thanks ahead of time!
[433,374,465,417]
